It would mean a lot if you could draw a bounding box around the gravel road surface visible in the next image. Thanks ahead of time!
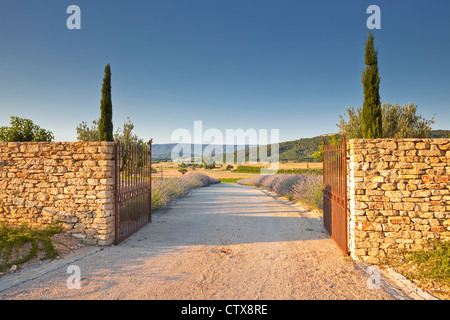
[0,183,401,300]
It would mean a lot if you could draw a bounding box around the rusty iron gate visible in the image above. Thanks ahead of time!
[323,136,348,255]
[114,139,153,244]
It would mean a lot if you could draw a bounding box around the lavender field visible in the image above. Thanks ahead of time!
[237,174,323,210]
[151,172,220,211]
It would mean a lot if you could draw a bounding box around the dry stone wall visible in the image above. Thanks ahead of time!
[0,142,116,245]
[348,139,450,264]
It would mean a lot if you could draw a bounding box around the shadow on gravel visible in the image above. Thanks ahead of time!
[0,183,334,300]
[105,183,331,271]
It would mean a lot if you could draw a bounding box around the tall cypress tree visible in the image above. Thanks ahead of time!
[98,63,113,141]
[362,32,382,138]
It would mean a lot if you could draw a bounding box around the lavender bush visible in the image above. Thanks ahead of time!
[152,172,220,211]
[272,175,304,199]
[237,173,323,210]
[291,174,323,209]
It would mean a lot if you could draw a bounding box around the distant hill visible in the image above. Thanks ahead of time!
[272,129,450,162]
[151,136,330,162]
[152,130,449,162]
[152,143,250,161]
[429,129,450,138]
[278,135,339,162]
[231,134,340,163]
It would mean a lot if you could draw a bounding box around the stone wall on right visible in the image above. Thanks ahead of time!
[347,139,450,264]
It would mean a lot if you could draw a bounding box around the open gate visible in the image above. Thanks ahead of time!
[114,139,152,244]
[323,136,348,255]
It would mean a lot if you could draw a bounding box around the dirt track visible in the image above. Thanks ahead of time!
[0,183,400,300]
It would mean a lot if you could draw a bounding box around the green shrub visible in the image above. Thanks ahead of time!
[0,222,63,272]
[219,178,241,183]
[0,116,54,142]
[232,165,261,173]
[403,240,450,284]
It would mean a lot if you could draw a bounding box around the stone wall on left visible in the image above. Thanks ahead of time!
[0,142,116,245]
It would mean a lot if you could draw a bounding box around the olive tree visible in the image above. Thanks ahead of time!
[337,103,434,139]
[0,116,54,142]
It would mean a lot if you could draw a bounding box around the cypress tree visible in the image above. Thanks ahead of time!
[362,32,382,138]
[98,63,113,141]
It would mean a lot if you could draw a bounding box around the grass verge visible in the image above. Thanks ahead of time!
[0,222,63,272]
[232,165,323,175]
[382,240,450,299]
[219,178,241,183]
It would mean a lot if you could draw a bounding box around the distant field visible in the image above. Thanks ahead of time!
[231,162,323,170]
[150,161,323,179]
[152,161,323,170]
[219,178,242,183]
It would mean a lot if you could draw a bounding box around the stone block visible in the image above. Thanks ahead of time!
[398,141,415,150]
[416,142,430,150]
[64,186,77,194]
[388,217,410,224]
[411,190,431,198]
[381,183,397,191]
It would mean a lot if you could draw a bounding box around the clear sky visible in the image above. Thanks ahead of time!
[0,0,449,143]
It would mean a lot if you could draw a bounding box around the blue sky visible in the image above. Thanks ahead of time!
[0,1,449,143]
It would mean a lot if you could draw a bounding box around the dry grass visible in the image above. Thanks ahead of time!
[0,223,85,276]
[381,240,450,300]
[215,162,323,169]
[152,161,323,179]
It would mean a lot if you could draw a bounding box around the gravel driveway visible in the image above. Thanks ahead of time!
[0,183,401,300]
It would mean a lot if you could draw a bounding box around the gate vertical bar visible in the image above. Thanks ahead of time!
[323,138,331,234]
[341,136,348,255]
[148,139,153,223]
[114,141,120,245]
